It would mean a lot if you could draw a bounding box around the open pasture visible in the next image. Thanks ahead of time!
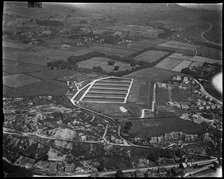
[89,46,134,57]
[3,60,49,74]
[3,41,32,49]
[32,47,94,60]
[127,117,207,138]
[77,57,135,72]
[3,80,67,97]
[3,47,52,65]
[133,50,169,63]
[3,74,41,88]
[27,69,76,80]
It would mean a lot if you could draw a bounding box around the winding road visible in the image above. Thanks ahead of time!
[201,22,222,46]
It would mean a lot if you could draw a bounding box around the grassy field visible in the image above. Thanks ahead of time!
[127,117,208,138]
[155,57,184,70]
[156,88,170,105]
[127,78,151,106]
[3,60,49,74]
[158,40,199,51]
[3,41,32,49]
[27,69,77,80]
[32,47,94,60]
[81,102,142,118]
[3,47,52,66]
[3,80,67,97]
[133,50,169,63]
[3,74,41,88]
[77,57,134,73]
[3,71,10,76]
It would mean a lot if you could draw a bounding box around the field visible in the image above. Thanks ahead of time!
[158,40,199,51]
[31,47,94,60]
[126,117,208,138]
[129,39,168,49]
[171,60,192,72]
[133,50,169,63]
[156,88,170,106]
[3,80,67,97]
[3,60,49,74]
[3,47,52,66]
[3,41,32,49]
[82,102,142,118]
[77,77,133,103]
[3,74,41,88]
[27,69,77,80]
[77,57,135,73]
[155,57,183,70]
[168,53,191,60]
[189,61,203,67]
[188,56,222,64]
[197,46,222,60]
[89,46,135,57]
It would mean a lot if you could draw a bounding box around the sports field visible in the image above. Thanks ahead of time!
[3,74,41,88]
[75,77,133,103]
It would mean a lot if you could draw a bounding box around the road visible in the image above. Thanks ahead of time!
[193,78,222,105]
[201,22,222,46]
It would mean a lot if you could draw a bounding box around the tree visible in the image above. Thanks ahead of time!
[114,66,120,71]
[108,60,115,66]
[130,62,136,67]
[93,66,103,73]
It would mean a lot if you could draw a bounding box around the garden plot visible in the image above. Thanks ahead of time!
[3,74,41,88]
[171,60,192,72]
[133,50,169,63]
[77,57,134,73]
[155,57,184,70]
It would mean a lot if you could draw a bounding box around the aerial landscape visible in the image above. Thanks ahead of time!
[2,2,222,177]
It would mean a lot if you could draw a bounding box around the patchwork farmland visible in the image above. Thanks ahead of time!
[72,76,133,103]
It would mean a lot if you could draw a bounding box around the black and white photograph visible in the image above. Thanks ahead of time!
[2,2,222,177]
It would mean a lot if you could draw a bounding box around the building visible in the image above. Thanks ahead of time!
[181,104,189,110]
[65,163,75,173]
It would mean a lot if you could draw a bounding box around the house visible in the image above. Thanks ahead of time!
[65,163,75,173]
[176,76,182,81]
[81,135,86,141]
[198,106,204,110]
[174,102,181,108]
[181,104,189,110]
[206,106,211,110]
[183,77,189,83]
